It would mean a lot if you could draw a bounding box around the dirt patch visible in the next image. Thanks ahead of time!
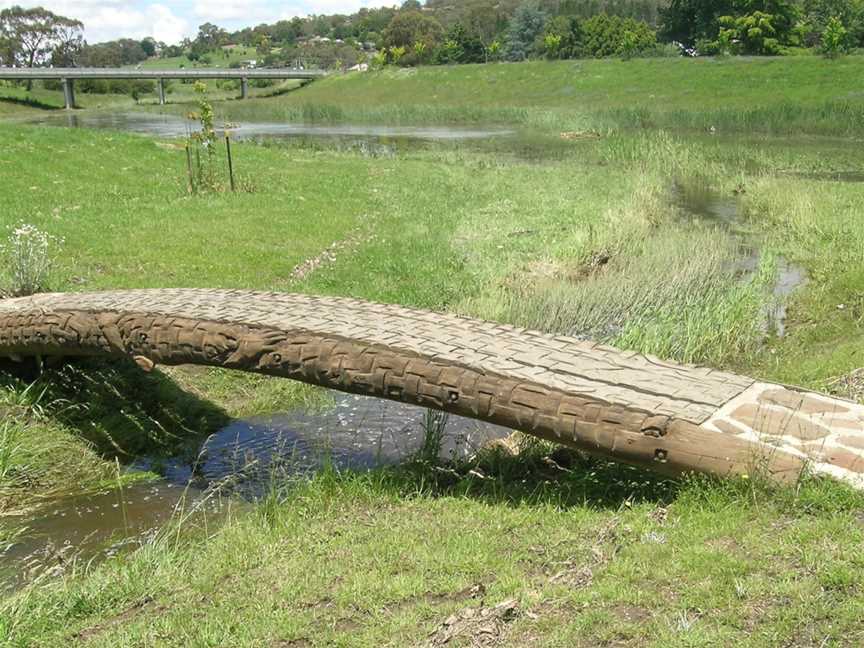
[560,131,602,141]
[826,368,864,403]
[545,518,628,588]
[272,640,312,648]
[706,536,742,553]
[288,228,374,282]
[422,598,519,647]
[71,596,163,642]
[522,251,613,287]
[334,617,361,633]
[385,584,487,615]
[611,604,652,624]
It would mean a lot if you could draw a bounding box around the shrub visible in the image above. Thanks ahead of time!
[581,14,657,58]
[821,16,850,57]
[541,15,582,59]
[0,224,63,297]
[717,11,783,55]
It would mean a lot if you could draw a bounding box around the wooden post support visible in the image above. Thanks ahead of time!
[158,78,166,105]
[225,134,236,192]
[62,78,75,109]
[241,77,248,99]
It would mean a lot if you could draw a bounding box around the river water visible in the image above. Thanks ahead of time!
[1,391,511,590]
[19,110,513,145]
[672,181,808,338]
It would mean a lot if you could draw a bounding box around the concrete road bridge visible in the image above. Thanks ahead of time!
[1,289,862,488]
[0,67,325,108]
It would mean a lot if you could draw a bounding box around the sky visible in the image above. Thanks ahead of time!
[0,1,393,45]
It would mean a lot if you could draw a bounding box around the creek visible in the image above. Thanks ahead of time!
[1,392,511,590]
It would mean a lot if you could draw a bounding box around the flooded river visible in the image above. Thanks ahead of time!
[19,110,513,145]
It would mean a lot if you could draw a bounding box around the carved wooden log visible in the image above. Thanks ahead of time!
[0,289,862,487]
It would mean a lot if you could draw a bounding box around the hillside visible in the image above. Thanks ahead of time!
[197,56,864,137]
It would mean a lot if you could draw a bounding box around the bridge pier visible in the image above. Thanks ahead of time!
[158,78,166,105]
[62,78,75,109]
[240,77,248,99]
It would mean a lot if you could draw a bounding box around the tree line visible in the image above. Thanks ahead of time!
[1,0,863,75]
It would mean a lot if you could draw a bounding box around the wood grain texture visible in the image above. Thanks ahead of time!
[2,289,861,486]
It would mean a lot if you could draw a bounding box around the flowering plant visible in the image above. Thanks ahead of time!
[0,224,63,297]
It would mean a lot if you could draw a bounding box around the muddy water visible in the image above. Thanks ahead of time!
[134,392,509,496]
[672,181,807,337]
[2,392,510,590]
[0,481,231,590]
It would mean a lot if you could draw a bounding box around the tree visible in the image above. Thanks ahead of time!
[140,37,157,58]
[443,23,486,63]
[821,15,850,55]
[543,32,563,58]
[384,11,444,48]
[581,14,657,57]
[542,15,583,59]
[49,18,84,66]
[0,6,83,88]
[505,1,548,61]
[190,22,227,60]
[802,0,864,48]
[383,11,444,64]
[436,38,463,64]
[661,0,801,52]
[660,0,734,46]
[717,11,782,53]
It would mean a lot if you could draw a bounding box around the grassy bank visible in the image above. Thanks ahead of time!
[5,465,864,647]
[193,56,864,136]
[2,56,864,643]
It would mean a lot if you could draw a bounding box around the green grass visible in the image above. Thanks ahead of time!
[3,56,864,645]
[178,56,864,136]
[4,461,864,647]
[136,46,260,70]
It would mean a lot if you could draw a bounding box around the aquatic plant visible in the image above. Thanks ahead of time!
[416,408,449,464]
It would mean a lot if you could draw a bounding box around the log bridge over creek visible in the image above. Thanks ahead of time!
[0,67,325,109]
[1,289,863,488]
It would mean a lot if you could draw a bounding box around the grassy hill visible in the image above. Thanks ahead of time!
[137,46,260,70]
[203,55,864,136]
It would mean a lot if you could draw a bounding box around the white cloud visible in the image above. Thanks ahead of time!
[0,1,190,43]
[192,1,275,22]
[0,1,396,44]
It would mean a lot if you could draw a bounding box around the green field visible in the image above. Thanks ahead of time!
[191,56,864,137]
[137,45,260,70]
[2,56,864,646]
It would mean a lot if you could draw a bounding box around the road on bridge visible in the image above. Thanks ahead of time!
[0,67,326,108]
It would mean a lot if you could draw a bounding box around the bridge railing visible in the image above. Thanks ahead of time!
[0,67,326,108]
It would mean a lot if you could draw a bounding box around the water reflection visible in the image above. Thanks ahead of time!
[21,110,513,144]
[0,481,231,590]
[1,391,511,590]
[136,391,510,496]
[673,180,808,338]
